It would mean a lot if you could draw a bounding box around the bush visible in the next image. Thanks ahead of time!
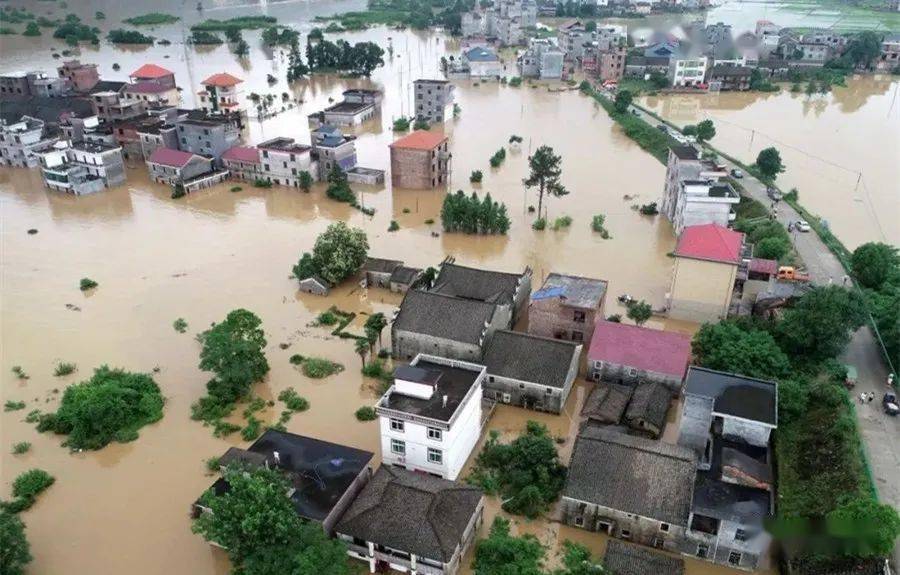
[241,415,262,441]
[489,147,506,168]
[392,117,411,131]
[316,310,339,326]
[355,406,376,421]
[205,456,221,472]
[755,236,792,261]
[531,218,546,231]
[190,30,223,44]
[11,366,29,380]
[230,186,242,193]
[551,215,572,230]
[9,469,55,511]
[213,420,241,438]
[388,220,400,232]
[37,366,164,450]
[79,278,98,291]
[12,442,31,455]
[171,184,186,199]
[469,170,483,183]
[412,118,429,130]
[590,214,610,238]
[53,362,76,377]
[253,178,272,188]
[639,202,658,215]
[4,401,26,412]
[123,13,179,26]
[508,76,522,87]
[278,388,309,412]
[107,29,154,44]
[301,357,343,379]
[173,318,188,333]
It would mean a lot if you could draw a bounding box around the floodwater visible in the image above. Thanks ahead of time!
[640,75,900,249]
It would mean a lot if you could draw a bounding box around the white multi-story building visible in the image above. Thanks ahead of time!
[414,79,455,123]
[668,55,709,87]
[38,140,126,195]
[375,355,486,480]
[258,137,316,188]
[661,146,737,235]
[0,116,57,168]
[197,72,243,115]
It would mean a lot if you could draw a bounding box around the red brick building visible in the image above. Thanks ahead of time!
[389,130,450,189]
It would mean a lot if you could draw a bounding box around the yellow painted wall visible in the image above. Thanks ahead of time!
[668,257,737,322]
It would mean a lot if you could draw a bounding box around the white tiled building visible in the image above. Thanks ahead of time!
[375,355,486,480]
[668,56,709,87]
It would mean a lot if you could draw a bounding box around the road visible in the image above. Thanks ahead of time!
[624,98,900,566]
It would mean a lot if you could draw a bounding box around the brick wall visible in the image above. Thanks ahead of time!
[391,147,435,189]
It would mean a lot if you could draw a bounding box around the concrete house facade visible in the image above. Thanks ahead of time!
[376,355,486,480]
[661,146,729,231]
[669,56,709,87]
[311,125,358,179]
[57,60,100,93]
[518,38,564,79]
[587,320,691,394]
[0,116,56,168]
[174,113,240,163]
[482,330,581,414]
[146,148,213,186]
[126,64,179,107]
[336,466,484,575]
[462,47,503,78]
[667,224,747,322]
[562,427,697,552]
[414,79,455,123]
[258,137,315,188]
[390,130,450,189]
[308,90,380,128]
[136,122,178,161]
[198,72,243,115]
[528,273,607,346]
[221,145,260,181]
[672,178,740,235]
[363,258,403,288]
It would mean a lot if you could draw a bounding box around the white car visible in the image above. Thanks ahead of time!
[795,220,811,232]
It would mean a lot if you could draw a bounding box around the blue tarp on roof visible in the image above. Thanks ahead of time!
[465,46,499,62]
[532,286,566,300]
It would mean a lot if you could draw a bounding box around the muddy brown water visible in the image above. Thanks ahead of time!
[640,76,900,250]
[0,7,803,574]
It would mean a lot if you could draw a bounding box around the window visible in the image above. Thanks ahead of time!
[573,310,586,323]
[545,387,553,395]
[427,427,442,441]
[390,439,405,455]
[390,418,404,432]
[628,368,638,377]
[427,448,442,464]
[734,529,748,542]
[728,552,742,566]
[572,331,583,342]
[573,516,584,527]
[696,544,709,559]
[620,529,631,540]
[660,523,669,532]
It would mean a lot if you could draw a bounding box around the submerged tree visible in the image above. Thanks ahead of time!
[523,145,568,219]
[286,38,309,81]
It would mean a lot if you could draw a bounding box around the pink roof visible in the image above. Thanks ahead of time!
[588,320,692,379]
[674,224,744,265]
[130,64,173,79]
[202,72,243,87]
[221,146,260,164]
[749,257,779,276]
[148,148,195,168]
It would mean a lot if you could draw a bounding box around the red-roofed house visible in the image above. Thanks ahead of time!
[668,224,748,322]
[146,148,213,186]
[389,130,450,189]
[588,320,691,393]
[221,145,260,181]
[198,72,243,115]
[126,64,178,106]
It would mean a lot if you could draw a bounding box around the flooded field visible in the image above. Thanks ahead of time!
[641,75,900,250]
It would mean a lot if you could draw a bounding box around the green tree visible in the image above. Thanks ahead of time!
[37,366,164,450]
[554,541,606,575]
[286,38,309,81]
[354,337,368,370]
[695,119,716,142]
[692,320,791,380]
[755,235,791,261]
[325,164,355,203]
[844,31,882,70]
[363,312,387,347]
[0,509,32,575]
[472,516,545,575]
[776,286,867,363]
[826,497,900,558]
[23,22,40,36]
[198,309,269,404]
[523,145,567,219]
[298,170,314,193]
[755,147,785,181]
[292,253,316,281]
[613,89,633,114]
[297,222,369,286]
[469,421,566,518]
[850,242,899,290]
[625,300,651,326]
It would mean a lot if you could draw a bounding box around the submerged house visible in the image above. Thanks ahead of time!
[335,466,484,575]
[482,329,581,414]
[375,355,486,480]
[431,260,532,328]
[528,272,607,346]
[363,257,403,289]
[194,430,374,535]
[603,539,685,575]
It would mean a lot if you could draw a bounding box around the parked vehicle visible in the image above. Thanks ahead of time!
[767,187,782,201]
[883,391,899,416]
[730,168,743,179]
[795,220,811,232]
[631,108,640,116]
[776,266,810,282]
[617,294,635,305]
[656,124,668,132]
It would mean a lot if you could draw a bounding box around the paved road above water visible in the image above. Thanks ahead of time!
[624,97,900,566]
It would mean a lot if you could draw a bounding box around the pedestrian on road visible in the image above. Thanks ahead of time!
[842,275,849,286]
[860,392,867,404]
[828,276,833,285]
[868,392,876,403]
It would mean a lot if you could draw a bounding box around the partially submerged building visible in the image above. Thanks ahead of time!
[603,539,685,575]
[336,466,483,575]
[389,130,450,189]
[518,38,564,79]
[258,137,315,188]
[431,260,532,327]
[375,355,487,480]
[0,115,57,168]
[308,89,380,128]
[414,79,455,123]
[38,140,126,195]
[195,430,374,535]
[528,272,607,346]
[482,329,581,414]
[363,257,403,289]
[197,72,243,115]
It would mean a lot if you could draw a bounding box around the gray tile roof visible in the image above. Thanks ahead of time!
[390,265,421,285]
[532,273,607,309]
[483,330,580,389]
[582,383,633,424]
[625,382,671,433]
[564,427,697,525]
[393,290,496,345]
[335,466,483,562]
[670,145,699,161]
[684,367,777,426]
[365,257,403,274]
[431,262,526,307]
[603,539,685,575]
